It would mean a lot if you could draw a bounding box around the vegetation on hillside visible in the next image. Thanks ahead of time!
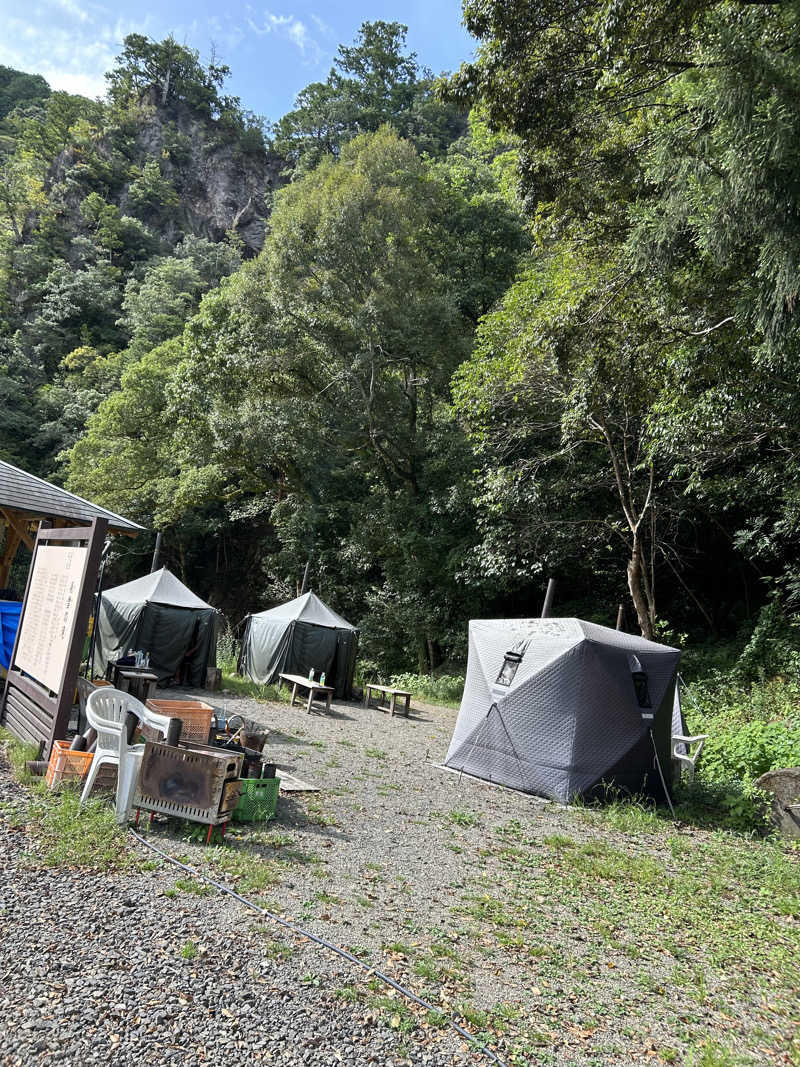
[2,10,800,701]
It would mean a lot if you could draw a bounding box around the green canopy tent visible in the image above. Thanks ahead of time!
[96,568,216,687]
[239,592,358,699]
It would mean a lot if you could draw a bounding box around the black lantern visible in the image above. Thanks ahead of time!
[495,640,529,687]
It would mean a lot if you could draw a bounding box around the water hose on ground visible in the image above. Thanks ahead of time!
[129,828,508,1067]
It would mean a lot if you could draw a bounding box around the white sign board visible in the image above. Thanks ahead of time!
[13,545,88,694]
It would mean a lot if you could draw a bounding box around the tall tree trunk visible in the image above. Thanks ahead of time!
[627,533,654,640]
[591,415,657,641]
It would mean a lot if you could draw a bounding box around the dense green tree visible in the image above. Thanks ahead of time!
[444,0,800,632]
[272,21,466,175]
[69,128,527,658]
[106,35,232,118]
[0,66,49,123]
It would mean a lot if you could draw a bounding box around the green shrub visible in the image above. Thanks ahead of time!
[389,672,465,706]
[216,621,239,674]
[732,599,800,683]
[700,719,800,783]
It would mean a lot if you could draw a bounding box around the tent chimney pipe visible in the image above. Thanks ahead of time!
[616,603,625,631]
[150,531,162,573]
[300,560,311,595]
[541,578,557,618]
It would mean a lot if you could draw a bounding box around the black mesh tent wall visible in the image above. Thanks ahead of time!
[96,568,216,687]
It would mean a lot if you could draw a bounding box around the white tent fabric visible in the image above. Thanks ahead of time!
[444,618,680,803]
[104,567,211,609]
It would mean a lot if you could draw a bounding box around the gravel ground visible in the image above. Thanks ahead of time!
[1,687,797,1066]
[0,691,528,1067]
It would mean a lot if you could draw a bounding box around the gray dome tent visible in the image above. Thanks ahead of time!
[96,568,216,687]
[239,592,358,699]
[444,618,680,803]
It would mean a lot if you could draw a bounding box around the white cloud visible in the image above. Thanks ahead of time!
[53,0,89,23]
[310,14,333,38]
[40,68,108,98]
[0,3,150,99]
[244,7,323,64]
[206,14,247,53]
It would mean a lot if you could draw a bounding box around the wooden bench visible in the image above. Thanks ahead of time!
[363,683,411,718]
[279,673,335,714]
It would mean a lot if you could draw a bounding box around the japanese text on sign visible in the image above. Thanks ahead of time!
[14,545,87,694]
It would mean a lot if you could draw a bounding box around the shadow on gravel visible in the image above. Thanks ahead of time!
[362,709,435,724]
[273,795,351,842]
[267,729,312,746]
[307,706,356,721]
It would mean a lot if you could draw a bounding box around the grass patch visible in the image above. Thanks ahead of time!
[180,940,199,959]
[26,789,137,871]
[254,928,295,960]
[220,672,282,703]
[174,876,216,896]
[447,808,481,828]
[364,747,388,760]
[450,811,800,1063]
[0,731,137,873]
[210,847,284,892]
[0,727,39,781]
[303,797,337,827]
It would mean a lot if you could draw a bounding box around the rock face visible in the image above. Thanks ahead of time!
[132,101,285,255]
[754,768,800,839]
[47,96,286,258]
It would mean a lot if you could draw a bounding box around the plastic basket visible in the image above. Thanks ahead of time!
[46,740,94,789]
[233,777,280,823]
[144,699,214,743]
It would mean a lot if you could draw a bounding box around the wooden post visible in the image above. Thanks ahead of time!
[616,603,625,631]
[541,578,557,619]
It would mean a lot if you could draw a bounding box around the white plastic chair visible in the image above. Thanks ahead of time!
[671,733,708,784]
[79,688,173,823]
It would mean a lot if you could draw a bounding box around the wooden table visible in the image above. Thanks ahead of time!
[116,668,159,705]
[279,673,335,714]
[363,683,411,717]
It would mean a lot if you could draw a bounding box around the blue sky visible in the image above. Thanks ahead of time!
[0,0,475,122]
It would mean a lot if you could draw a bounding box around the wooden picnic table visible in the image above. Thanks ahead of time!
[279,673,335,714]
[363,682,411,718]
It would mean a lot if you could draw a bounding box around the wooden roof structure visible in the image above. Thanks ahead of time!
[0,459,145,588]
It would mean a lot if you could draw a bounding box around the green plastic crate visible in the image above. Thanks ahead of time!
[233,777,280,823]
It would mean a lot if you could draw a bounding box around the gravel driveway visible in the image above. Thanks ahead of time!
[1,687,797,1066]
[0,691,521,1067]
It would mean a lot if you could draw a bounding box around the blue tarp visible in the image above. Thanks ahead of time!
[0,601,22,670]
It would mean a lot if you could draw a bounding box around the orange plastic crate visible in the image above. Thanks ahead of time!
[145,699,214,743]
[46,740,94,789]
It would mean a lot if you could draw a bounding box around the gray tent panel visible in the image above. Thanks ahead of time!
[240,592,358,699]
[445,617,680,803]
[96,568,215,687]
[240,617,294,685]
[106,567,211,609]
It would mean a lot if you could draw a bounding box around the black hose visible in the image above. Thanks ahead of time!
[129,828,507,1066]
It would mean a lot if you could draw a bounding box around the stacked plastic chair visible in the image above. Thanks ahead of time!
[80,688,173,823]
